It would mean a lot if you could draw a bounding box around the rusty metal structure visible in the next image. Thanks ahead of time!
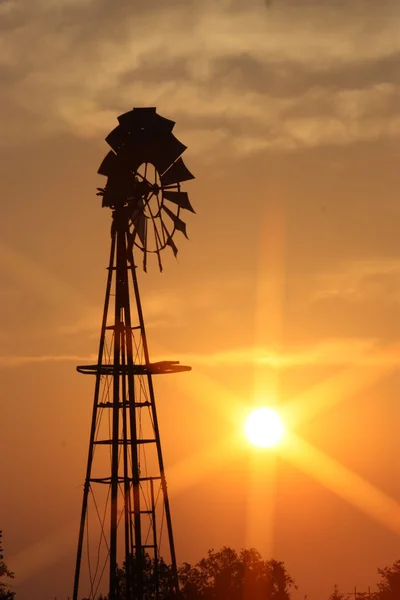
[72,107,195,600]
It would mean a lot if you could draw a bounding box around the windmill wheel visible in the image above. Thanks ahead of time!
[96,107,195,271]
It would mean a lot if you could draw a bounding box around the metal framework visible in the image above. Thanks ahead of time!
[72,108,194,600]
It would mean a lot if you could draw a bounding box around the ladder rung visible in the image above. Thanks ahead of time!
[97,401,151,408]
[94,439,156,445]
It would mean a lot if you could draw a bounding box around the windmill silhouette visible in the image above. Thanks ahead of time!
[72,107,195,600]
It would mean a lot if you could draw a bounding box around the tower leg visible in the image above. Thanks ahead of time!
[73,235,116,600]
[130,257,180,594]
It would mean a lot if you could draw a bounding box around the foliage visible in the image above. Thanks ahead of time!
[328,584,347,600]
[116,552,177,599]
[376,559,400,600]
[178,546,296,600]
[0,531,15,600]
[111,547,295,600]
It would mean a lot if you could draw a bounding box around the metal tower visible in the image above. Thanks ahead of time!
[73,107,195,600]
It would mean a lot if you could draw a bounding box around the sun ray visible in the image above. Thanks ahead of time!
[283,432,400,536]
[253,202,286,404]
[167,433,241,496]
[281,346,398,429]
[245,452,278,558]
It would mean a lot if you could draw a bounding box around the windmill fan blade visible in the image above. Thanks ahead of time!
[105,126,129,153]
[98,151,117,176]
[118,107,175,135]
[98,150,130,177]
[163,205,188,239]
[166,236,178,257]
[116,130,156,172]
[118,131,186,175]
[132,212,146,247]
[130,200,143,223]
[107,109,185,174]
[163,191,195,213]
[160,158,195,186]
[149,134,187,174]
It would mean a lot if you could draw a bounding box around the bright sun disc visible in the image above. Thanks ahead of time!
[245,407,285,448]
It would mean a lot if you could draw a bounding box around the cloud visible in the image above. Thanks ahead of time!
[164,338,400,369]
[314,258,400,303]
[1,1,400,154]
[278,259,400,346]
[0,239,83,307]
[0,353,95,367]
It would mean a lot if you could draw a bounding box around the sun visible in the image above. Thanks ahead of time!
[245,407,285,448]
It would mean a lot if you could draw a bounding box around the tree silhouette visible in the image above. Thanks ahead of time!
[375,559,400,599]
[179,546,296,600]
[116,552,177,599]
[328,584,346,600]
[0,531,15,600]
[111,547,296,600]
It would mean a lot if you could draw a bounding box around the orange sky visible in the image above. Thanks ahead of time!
[1,1,400,598]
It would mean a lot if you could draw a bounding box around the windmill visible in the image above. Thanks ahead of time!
[72,107,195,600]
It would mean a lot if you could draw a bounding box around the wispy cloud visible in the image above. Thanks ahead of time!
[0,353,95,367]
[314,258,400,302]
[165,338,400,369]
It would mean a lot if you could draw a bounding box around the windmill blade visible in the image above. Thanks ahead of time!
[156,250,163,273]
[162,205,188,239]
[106,109,186,176]
[130,197,144,223]
[105,125,129,153]
[98,150,117,176]
[166,235,178,257]
[160,158,195,186]
[148,134,187,174]
[161,220,179,257]
[131,212,146,247]
[116,130,155,172]
[119,131,186,175]
[98,150,132,178]
[118,107,175,135]
[163,191,195,213]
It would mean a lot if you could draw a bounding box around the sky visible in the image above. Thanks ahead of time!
[1,0,400,598]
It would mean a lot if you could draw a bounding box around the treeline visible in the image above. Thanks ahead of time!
[329,560,400,600]
[1,530,400,599]
[99,547,400,600]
